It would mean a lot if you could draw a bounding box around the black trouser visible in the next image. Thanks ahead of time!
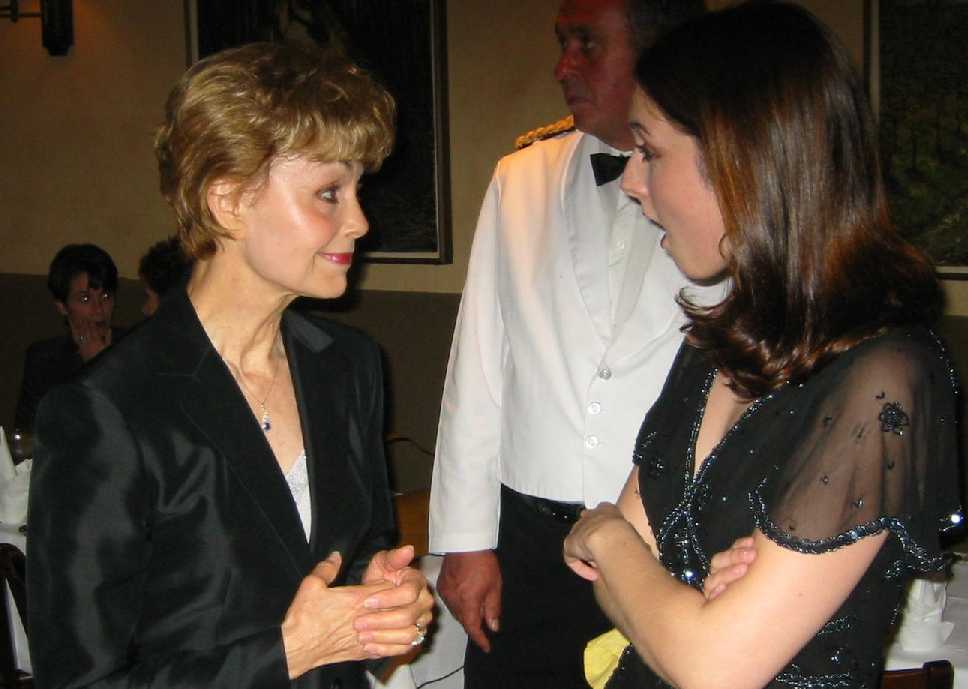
[463,485,612,688]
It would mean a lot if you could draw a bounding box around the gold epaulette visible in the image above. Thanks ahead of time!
[514,115,575,150]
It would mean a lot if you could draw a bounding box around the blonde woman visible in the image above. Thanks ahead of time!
[28,43,432,689]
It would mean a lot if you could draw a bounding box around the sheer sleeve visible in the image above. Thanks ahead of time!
[751,331,961,572]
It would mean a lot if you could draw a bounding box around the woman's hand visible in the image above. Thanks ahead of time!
[703,537,757,601]
[564,502,640,582]
[70,317,111,361]
[281,552,399,679]
[354,545,434,656]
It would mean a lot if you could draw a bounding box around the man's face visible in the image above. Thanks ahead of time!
[554,0,636,150]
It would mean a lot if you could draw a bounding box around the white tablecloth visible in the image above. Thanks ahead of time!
[885,560,968,688]
[0,522,29,675]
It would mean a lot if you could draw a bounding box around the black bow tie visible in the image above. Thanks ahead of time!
[590,152,629,186]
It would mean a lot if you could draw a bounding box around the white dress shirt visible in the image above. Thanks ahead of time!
[429,130,727,553]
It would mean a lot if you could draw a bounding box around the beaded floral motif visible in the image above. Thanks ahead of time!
[877,402,909,436]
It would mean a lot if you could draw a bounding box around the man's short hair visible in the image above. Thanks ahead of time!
[139,236,191,297]
[47,243,118,303]
[626,0,706,52]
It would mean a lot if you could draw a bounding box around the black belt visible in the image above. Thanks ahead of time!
[508,487,584,525]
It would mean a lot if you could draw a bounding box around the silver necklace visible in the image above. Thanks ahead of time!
[228,353,282,433]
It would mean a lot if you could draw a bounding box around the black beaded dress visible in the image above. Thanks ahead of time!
[608,327,962,689]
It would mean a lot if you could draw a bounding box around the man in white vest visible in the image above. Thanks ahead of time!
[430,1,720,685]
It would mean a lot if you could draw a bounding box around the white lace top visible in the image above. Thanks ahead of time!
[284,450,311,542]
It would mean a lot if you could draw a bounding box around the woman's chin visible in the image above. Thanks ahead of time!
[302,276,349,301]
[664,246,727,285]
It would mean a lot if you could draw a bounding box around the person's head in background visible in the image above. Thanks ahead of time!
[621,1,939,398]
[47,243,118,358]
[554,0,705,150]
[138,236,191,317]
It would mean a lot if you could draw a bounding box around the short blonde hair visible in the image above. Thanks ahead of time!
[155,42,396,259]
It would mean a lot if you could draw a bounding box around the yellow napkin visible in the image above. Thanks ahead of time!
[585,628,631,689]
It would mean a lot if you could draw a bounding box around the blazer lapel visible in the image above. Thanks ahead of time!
[282,311,357,575]
[156,293,312,577]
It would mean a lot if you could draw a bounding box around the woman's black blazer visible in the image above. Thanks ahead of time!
[27,290,394,689]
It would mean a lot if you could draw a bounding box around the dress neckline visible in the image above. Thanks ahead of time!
[687,366,774,487]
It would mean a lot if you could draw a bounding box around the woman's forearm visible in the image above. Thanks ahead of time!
[585,519,709,687]
[583,519,887,689]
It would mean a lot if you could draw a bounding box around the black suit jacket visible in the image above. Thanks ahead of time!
[15,328,125,433]
[27,291,394,689]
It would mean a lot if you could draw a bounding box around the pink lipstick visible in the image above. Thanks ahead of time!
[320,252,353,265]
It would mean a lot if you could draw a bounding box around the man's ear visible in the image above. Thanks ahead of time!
[206,180,245,238]
[54,300,68,317]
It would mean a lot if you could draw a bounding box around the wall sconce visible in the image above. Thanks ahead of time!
[0,0,73,56]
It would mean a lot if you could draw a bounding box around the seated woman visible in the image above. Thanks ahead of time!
[15,243,121,433]
[563,4,961,689]
[138,235,191,316]
[28,42,432,689]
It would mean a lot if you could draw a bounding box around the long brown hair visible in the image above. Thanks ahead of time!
[636,2,941,398]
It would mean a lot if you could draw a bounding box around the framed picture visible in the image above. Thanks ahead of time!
[184,0,452,264]
[866,0,968,279]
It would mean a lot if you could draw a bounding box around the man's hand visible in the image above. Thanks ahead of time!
[437,550,501,652]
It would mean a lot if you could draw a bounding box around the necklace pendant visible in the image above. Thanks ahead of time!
[260,404,271,433]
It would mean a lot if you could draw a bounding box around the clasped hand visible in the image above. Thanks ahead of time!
[69,316,112,362]
[563,502,633,582]
[563,504,757,599]
[282,545,434,679]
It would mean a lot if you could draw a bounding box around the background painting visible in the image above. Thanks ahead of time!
[869,0,968,277]
[189,0,451,263]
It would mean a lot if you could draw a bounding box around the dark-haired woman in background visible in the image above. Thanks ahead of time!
[563,4,961,689]
[15,243,121,433]
[28,42,432,689]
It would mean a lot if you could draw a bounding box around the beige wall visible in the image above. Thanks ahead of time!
[0,1,185,278]
[2,0,966,313]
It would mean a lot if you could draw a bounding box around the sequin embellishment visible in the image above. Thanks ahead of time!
[878,402,909,436]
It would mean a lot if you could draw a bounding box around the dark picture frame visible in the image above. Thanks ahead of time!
[184,0,452,264]
[866,0,968,279]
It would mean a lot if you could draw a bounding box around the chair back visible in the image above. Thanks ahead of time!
[881,660,954,689]
[393,490,430,557]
